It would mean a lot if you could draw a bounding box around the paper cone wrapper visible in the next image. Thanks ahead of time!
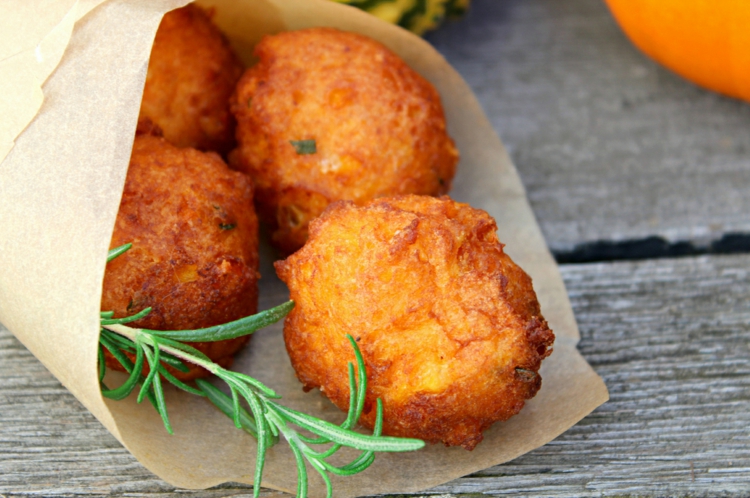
[0,0,609,496]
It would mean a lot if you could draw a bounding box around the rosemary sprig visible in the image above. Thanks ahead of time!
[99,244,424,497]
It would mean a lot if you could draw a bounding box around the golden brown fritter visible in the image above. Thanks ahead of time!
[275,196,554,449]
[138,4,244,155]
[230,28,459,254]
[102,134,259,380]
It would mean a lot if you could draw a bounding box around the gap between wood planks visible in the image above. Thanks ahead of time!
[554,232,750,264]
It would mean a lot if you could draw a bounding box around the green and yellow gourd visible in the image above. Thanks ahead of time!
[332,0,470,35]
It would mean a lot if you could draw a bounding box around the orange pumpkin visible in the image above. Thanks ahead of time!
[605,0,750,102]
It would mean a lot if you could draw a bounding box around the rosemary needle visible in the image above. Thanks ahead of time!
[99,243,424,497]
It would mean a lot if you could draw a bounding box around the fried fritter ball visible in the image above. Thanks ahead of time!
[138,4,244,155]
[101,134,259,380]
[275,195,554,449]
[230,28,459,254]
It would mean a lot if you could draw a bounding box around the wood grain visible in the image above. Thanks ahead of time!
[2,253,749,497]
[427,0,750,253]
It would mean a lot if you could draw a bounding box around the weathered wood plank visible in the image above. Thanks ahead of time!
[428,0,750,253]
[2,253,749,496]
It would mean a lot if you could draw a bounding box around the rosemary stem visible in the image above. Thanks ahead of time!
[103,323,220,375]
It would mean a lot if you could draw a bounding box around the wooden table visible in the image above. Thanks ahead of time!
[2,0,749,496]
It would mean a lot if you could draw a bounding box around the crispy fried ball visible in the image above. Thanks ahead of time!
[230,28,459,254]
[275,195,554,449]
[138,4,244,155]
[101,134,259,380]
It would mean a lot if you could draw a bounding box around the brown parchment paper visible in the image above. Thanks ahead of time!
[0,0,609,496]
